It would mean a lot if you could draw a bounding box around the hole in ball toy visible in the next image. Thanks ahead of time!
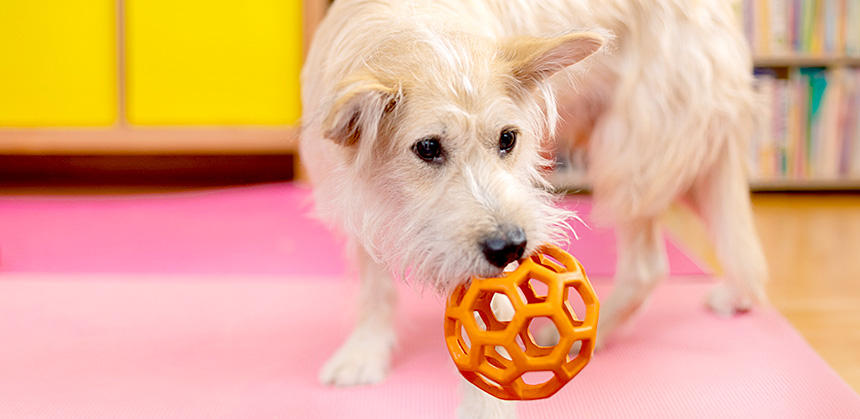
[495,345,512,361]
[515,285,528,304]
[475,372,500,388]
[473,311,488,331]
[527,316,557,348]
[486,355,506,369]
[473,291,512,331]
[459,323,471,351]
[566,340,582,362]
[521,370,555,386]
[490,293,515,322]
[563,284,587,325]
[515,334,528,352]
[534,252,566,273]
[525,277,549,301]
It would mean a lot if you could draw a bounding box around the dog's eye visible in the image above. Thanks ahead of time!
[499,129,518,156]
[413,137,444,163]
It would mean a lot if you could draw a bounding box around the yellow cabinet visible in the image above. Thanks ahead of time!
[0,0,324,154]
[0,1,117,126]
[126,0,303,126]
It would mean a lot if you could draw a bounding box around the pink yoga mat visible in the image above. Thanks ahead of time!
[0,183,706,278]
[0,277,857,418]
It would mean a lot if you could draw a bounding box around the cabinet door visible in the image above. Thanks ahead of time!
[126,0,303,125]
[0,1,117,126]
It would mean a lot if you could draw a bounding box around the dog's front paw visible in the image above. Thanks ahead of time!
[457,381,517,419]
[706,282,762,317]
[319,333,393,386]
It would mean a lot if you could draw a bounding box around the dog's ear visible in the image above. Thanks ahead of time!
[501,32,604,90]
[323,73,399,146]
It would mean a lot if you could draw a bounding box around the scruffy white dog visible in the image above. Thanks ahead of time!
[300,0,768,417]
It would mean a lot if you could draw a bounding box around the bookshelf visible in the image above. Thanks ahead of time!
[551,3,860,193]
[749,65,860,191]
[743,0,860,191]
[750,54,860,191]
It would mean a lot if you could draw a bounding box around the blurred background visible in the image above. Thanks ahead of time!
[0,0,858,405]
[0,0,328,184]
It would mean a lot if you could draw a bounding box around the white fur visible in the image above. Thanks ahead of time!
[301,1,768,417]
[318,244,396,386]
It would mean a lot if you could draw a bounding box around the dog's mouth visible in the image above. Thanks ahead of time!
[469,258,522,281]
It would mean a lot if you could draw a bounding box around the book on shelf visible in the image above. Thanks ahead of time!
[849,0,860,56]
[751,67,860,181]
[739,0,860,57]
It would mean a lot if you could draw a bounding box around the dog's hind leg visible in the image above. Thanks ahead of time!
[319,244,397,386]
[691,140,768,316]
[596,217,668,349]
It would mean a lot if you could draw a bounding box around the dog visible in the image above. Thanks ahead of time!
[300,0,768,417]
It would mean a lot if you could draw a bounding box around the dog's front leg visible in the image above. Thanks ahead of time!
[456,292,517,419]
[319,244,396,386]
[457,377,516,419]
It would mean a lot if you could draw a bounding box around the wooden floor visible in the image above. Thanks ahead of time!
[665,194,860,394]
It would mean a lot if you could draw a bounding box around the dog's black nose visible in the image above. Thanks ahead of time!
[481,226,527,268]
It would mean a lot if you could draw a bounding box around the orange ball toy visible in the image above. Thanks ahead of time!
[443,244,599,400]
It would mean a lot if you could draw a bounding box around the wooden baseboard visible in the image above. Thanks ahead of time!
[0,126,298,155]
[750,179,860,192]
[0,155,294,186]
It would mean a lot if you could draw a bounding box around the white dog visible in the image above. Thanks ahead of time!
[300,0,768,417]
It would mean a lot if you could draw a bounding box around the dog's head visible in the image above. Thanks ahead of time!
[321,31,603,291]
